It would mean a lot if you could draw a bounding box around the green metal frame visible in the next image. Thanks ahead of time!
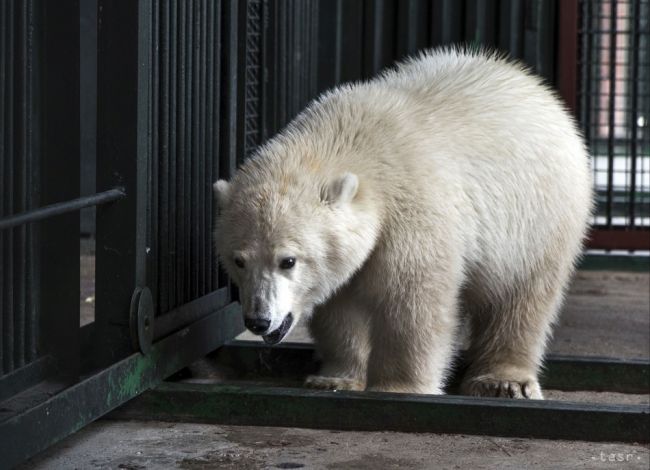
[210,341,650,395]
[111,341,649,444]
[115,382,649,444]
[0,304,243,468]
[579,254,650,272]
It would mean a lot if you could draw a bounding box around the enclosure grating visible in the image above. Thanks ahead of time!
[149,0,226,314]
[579,0,650,229]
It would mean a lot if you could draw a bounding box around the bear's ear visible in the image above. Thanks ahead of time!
[213,180,231,210]
[324,172,359,207]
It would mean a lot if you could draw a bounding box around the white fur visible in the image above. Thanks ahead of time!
[214,48,593,398]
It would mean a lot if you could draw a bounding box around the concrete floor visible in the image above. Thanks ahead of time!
[21,421,650,470]
[551,270,650,359]
[28,268,649,470]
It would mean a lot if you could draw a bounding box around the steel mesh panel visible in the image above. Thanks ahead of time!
[244,0,262,157]
[579,0,650,229]
[240,0,319,155]
[0,0,38,375]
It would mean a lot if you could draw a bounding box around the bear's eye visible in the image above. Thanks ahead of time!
[279,257,296,270]
[234,256,245,269]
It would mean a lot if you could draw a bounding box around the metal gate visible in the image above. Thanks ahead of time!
[0,1,249,466]
[1,1,648,468]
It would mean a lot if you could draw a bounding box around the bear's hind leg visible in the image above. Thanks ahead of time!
[305,291,370,391]
[461,267,569,400]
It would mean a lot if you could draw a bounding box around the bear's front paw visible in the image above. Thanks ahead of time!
[461,376,543,399]
[304,375,364,391]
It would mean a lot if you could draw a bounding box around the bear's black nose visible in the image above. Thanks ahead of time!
[245,318,271,334]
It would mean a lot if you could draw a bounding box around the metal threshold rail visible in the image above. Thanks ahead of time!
[212,341,650,394]
[112,341,649,443]
[115,381,649,443]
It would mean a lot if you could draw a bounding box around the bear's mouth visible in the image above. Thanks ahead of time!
[262,313,294,345]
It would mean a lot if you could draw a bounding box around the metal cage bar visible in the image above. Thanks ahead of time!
[0,189,125,230]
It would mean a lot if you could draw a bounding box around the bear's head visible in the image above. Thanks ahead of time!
[214,166,380,344]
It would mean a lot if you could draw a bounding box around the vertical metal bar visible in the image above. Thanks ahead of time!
[150,0,160,313]
[536,0,556,83]
[96,0,150,364]
[191,0,200,300]
[292,0,302,121]
[303,1,310,105]
[212,0,222,290]
[628,0,640,228]
[432,0,464,46]
[185,0,193,304]
[557,0,579,115]
[177,0,186,306]
[135,1,152,293]
[290,0,297,119]
[199,0,207,297]
[282,0,288,127]
[0,0,7,375]
[279,0,286,129]
[279,0,287,132]
[362,0,392,78]
[475,0,486,44]
[296,0,303,114]
[185,0,193,303]
[39,0,80,379]
[4,0,16,374]
[465,0,478,43]
[159,0,170,314]
[606,0,617,228]
[396,0,410,57]
[580,0,593,152]
[182,0,189,302]
[340,1,363,83]
[205,0,215,292]
[287,1,294,123]
[315,0,338,93]
[196,0,204,295]
[498,0,523,58]
[311,0,319,96]
[15,0,27,369]
[169,0,178,311]
[297,0,302,114]
[219,0,239,178]
[221,0,238,296]
[334,0,342,85]
[24,0,36,363]
[397,0,429,58]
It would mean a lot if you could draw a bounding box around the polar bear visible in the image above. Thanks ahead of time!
[214,48,592,399]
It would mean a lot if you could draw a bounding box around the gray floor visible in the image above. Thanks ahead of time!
[24,270,650,469]
[22,421,650,470]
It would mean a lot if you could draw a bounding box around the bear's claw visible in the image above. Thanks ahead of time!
[304,375,364,391]
[461,376,543,399]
